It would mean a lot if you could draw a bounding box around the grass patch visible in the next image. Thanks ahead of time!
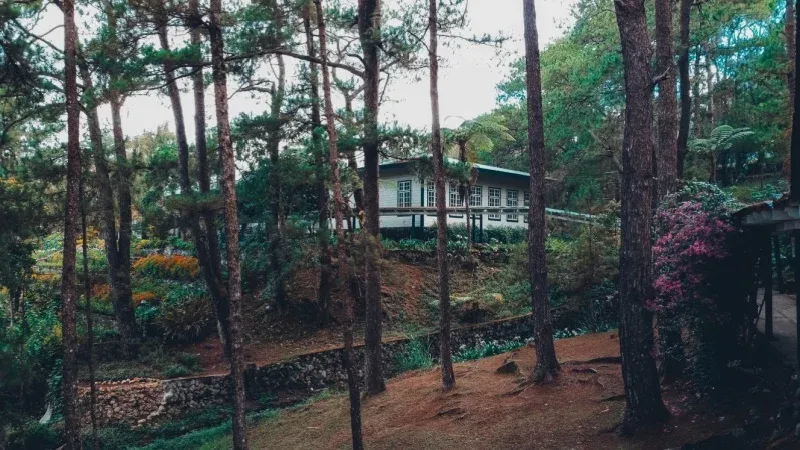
[394,337,434,372]
[130,391,333,450]
[453,339,527,362]
[79,343,202,381]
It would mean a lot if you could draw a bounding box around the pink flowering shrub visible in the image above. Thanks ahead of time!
[653,182,750,392]
[652,200,736,319]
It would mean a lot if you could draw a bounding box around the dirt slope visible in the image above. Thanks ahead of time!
[239,332,741,449]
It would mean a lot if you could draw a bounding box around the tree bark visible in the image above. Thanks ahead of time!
[358,0,385,396]
[457,141,472,252]
[677,0,691,179]
[77,51,139,358]
[792,0,800,202]
[316,3,365,446]
[613,0,670,434]
[267,0,288,313]
[160,7,233,358]
[208,0,249,447]
[304,3,333,325]
[429,0,456,392]
[80,175,99,449]
[655,0,678,200]
[104,0,139,358]
[61,0,81,445]
[187,0,232,357]
[788,0,796,109]
[524,0,560,383]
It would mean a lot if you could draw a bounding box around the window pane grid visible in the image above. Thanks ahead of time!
[397,180,412,208]
[470,186,483,207]
[449,181,463,217]
[507,189,518,222]
[488,187,501,220]
[524,191,530,223]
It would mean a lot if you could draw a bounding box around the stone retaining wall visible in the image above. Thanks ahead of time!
[80,314,533,427]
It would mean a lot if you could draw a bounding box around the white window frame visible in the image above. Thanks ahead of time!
[426,180,436,216]
[397,180,412,208]
[449,181,463,217]
[488,187,501,221]
[507,189,519,222]
[524,191,530,223]
[470,185,483,207]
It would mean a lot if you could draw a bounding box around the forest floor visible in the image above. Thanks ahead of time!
[198,332,762,450]
[180,260,504,377]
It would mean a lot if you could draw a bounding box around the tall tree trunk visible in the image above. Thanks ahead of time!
[80,176,99,449]
[677,0,691,179]
[105,0,139,357]
[208,1,249,447]
[524,0,560,383]
[358,0,385,396]
[655,0,678,201]
[613,0,670,434]
[706,42,715,129]
[458,141,472,252]
[692,48,703,138]
[788,0,796,108]
[316,3,365,446]
[342,96,365,216]
[160,8,232,358]
[304,3,333,324]
[788,0,797,178]
[77,53,139,357]
[792,0,800,202]
[267,0,288,313]
[429,0,456,392]
[61,0,81,445]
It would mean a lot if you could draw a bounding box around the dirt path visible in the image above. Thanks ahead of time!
[234,332,741,449]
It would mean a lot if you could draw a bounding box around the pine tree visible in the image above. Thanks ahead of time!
[358,0,386,396]
[60,0,81,445]
[523,0,559,383]
[315,1,365,446]
[613,0,670,434]
[677,0,691,178]
[429,0,455,392]
[207,0,249,446]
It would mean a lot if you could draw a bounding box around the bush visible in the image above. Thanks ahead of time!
[133,254,200,280]
[6,422,61,450]
[653,182,748,393]
[154,283,214,343]
[380,225,528,245]
[394,338,433,372]
[453,338,527,362]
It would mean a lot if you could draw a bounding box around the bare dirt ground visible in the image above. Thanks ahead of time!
[240,332,743,449]
[184,261,437,376]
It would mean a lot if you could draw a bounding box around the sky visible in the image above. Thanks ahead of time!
[33,0,577,143]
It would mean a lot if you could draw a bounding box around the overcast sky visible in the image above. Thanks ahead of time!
[35,0,577,142]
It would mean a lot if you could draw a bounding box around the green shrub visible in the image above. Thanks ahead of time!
[394,338,433,372]
[162,364,192,378]
[453,339,526,362]
[6,422,61,450]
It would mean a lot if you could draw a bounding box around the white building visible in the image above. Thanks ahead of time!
[373,159,533,230]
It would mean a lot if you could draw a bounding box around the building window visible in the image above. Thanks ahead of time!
[524,191,530,223]
[488,187,501,221]
[470,185,483,207]
[507,189,519,222]
[397,180,412,208]
[426,180,436,207]
[449,181,463,217]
